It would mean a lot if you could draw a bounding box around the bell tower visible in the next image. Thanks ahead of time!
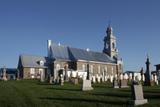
[103,25,118,60]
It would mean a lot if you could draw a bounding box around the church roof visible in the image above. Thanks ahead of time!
[18,55,49,68]
[50,43,116,64]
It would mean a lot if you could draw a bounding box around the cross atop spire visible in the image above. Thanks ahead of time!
[108,20,111,27]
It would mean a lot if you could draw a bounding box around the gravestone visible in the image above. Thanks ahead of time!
[92,76,96,83]
[60,74,64,86]
[82,63,93,91]
[144,56,152,86]
[129,73,132,81]
[104,75,108,81]
[154,75,158,85]
[113,78,119,88]
[40,70,45,82]
[120,73,123,80]
[110,75,113,83]
[128,82,148,106]
[70,78,79,85]
[49,75,53,84]
[2,67,7,81]
[82,80,93,91]
[97,76,101,83]
[124,73,128,80]
[119,80,128,88]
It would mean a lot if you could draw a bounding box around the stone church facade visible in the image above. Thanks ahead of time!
[18,25,123,81]
[48,25,123,82]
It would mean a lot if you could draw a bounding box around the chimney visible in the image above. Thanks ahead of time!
[47,40,52,57]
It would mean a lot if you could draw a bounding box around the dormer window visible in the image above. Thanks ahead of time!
[39,60,44,66]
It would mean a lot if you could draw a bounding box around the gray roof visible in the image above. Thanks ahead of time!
[0,68,17,74]
[50,43,116,63]
[19,55,49,68]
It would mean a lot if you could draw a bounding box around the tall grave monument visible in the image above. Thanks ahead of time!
[144,55,152,86]
[2,66,7,81]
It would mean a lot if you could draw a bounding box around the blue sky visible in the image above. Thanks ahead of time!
[0,0,160,71]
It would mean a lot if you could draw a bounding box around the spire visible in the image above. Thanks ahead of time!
[106,21,113,35]
[103,23,118,59]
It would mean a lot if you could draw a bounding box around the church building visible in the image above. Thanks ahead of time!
[18,25,123,81]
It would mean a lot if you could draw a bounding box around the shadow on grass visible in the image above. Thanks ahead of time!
[46,87,81,91]
[144,93,160,99]
[92,83,112,88]
[37,82,53,86]
[92,92,131,98]
[39,97,127,106]
[144,90,160,94]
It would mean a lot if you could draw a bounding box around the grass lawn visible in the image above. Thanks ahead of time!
[0,80,160,107]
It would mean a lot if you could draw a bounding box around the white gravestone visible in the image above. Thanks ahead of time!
[2,67,7,81]
[151,74,154,81]
[60,74,64,86]
[124,73,129,80]
[120,74,123,80]
[40,70,45,82]
[129,73,132,80]
[154,75,158,85]
[142,74,145,82]
[82,80,93,91]
[92,76,96,83]
[104,76,108,81]
[97,76,101,83]
[110,75,113,83]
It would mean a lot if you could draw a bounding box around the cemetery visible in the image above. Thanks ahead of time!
[0,55,160,107]
[0,79,160,107]
[0,11,159,107]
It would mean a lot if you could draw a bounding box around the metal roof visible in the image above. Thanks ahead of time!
[50,43,116,63]
[19,55,48,68]
[50,43,70,61]
[0,68,18,74]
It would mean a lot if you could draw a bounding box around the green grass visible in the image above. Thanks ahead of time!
[0,80,160,107]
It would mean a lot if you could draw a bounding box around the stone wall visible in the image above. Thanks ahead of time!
[76,61,118,75]
[23,67,46,79]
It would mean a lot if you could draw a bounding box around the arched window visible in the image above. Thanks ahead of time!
[111,67,114,74]
[98,66,100,74]
[112,42,115,49]
[30,68,35,74]
[82,64,86,71]
[105,67,108,75]
[119,64,122,70]
[90,65,93,73]
[56,64,60,70]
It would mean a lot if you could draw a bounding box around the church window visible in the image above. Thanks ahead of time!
[119,64,122,70]
[112,42,115,49]
[30,68,35,74]
[56,64,60,70]
[82,64,86,71]
[90,65,93,73]
[111,67,114,74]
[105,67,108,75]
[98,66,100,74]
[30,68,35,78]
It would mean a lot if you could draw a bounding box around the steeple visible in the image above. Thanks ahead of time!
[103,24,118,60]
